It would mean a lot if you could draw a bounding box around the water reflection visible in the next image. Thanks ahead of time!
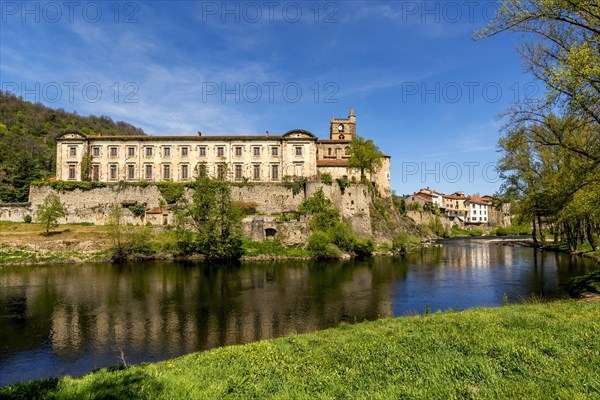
[0,240,597,386]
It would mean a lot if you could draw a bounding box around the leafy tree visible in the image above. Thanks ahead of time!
[478,1,600,250]
[299,188,340,231]
[35,193,66,233]
[477,0,600,164]
[347,135,384,182]
[107,204,154,262]
[176,173,243,260]
[0,91,145,202]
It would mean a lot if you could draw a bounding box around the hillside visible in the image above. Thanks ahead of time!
[0,91,145,202]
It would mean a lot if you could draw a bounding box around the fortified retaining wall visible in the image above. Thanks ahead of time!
[0,182,375,237]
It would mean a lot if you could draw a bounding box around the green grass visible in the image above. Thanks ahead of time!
[0,244,101,264]
[450,225,483,237]
[569,271,600,297]
[2,301,599,399]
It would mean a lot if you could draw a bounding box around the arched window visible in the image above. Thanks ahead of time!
[344,147,350,155]
[328,148,332,156]
[339,134,345,140]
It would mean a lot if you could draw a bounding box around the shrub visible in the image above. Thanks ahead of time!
[157,182,185,204]
[234,201,258,216]
[282,176,307,196]
[392,231,421,254]
[353,238,375,257]
[307,231,342,259]
[336,178,350,194]
[378,241,392,253]
[23,215,32,223]
[299,188,340,231]
[329,221,356,252]
[128,203,146,218]
[428,216,446,237]
[320,173,333,185]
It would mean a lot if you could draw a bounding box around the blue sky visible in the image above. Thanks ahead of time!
[0,1,536,195]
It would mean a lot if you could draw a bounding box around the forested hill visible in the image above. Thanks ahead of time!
[0,91,145,203]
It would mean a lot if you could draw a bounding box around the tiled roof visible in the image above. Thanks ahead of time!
[317,159,348,167]
[467,196,492,205]
[443,194,466,200]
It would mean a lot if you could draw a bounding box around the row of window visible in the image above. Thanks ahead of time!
[470,204,487,209]
[470,217,487,222]
[68,145,304,159]
[68,163,302,181]
[471,209,487,215]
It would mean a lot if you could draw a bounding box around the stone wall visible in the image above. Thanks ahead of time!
[0,203,34,223]
[243,215,310,246]
[1,183,375,236]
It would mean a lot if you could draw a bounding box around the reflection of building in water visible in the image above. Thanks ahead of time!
[1,262,397,358]
[431,242,513,270]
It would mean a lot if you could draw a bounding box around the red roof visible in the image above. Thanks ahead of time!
[443,194,466,200]
[317,159,348,167]
[467,196,492,205]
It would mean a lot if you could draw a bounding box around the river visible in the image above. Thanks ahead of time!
[0,238,598,387]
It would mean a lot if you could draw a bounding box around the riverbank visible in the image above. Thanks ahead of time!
[0,221,428,266]
[2,300,598,398]
[490,236,600,265]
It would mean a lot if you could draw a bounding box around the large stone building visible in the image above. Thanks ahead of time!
[55,110,391,196]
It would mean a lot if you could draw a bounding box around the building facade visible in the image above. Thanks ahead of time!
[55,110,392,196]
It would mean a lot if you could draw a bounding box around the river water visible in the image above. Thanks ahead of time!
[0,239,598,387]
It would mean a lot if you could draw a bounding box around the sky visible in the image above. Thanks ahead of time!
[0,0,537,195]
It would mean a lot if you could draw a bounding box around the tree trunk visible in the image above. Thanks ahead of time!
[537,214,545,243]
[532,218,538,245]
[585,216,597,251]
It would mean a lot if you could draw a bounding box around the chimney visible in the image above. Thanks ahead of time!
[197,131,202,137]
[266,130,269,137]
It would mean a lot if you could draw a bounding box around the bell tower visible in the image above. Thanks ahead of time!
[330,108,356,140]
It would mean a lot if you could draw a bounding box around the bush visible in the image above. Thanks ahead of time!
[378,242,392,253]
[282,176,307,196]
[392,231,421,254]
[128,203,146,218]
[109,226,155,262]
[157,182,185,204]
[336,178,350,194]
[428,216,446,237]
[320,173,333,185]
[23,215,32,223]
[329,221,356,252]
[353,238,375,257]
[234,201,258,216]
[307,231,342,259]
[299,189,340,231]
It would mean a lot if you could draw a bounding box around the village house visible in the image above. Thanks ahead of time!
[465,197,489,224]
[404,188,502,226]
[55,110,392,197]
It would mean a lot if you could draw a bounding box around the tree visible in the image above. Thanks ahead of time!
[478,1,600,250]
[476,0,600,164]
[176,172,243,260]
[107,203,153,262]
[35,193,66,233]
[347,135,384,182]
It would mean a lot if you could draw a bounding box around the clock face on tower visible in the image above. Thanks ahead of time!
[338,124,344,132]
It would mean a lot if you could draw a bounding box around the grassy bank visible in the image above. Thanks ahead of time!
[2,300,599,399]
[0,222,313,265]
